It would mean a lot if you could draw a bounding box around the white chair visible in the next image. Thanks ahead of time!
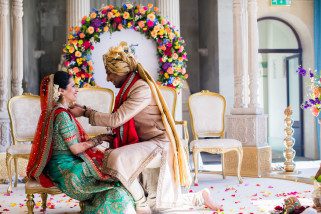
[7,94,40,193]
[159,86,190,163]
[188,90,243,184]
[77,87,115,137]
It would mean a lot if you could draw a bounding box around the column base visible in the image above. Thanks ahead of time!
[224,146,271,177]
[231,107,263,115]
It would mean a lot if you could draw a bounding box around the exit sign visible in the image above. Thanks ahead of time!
[271,0,292,6]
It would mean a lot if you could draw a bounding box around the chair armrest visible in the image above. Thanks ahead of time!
[175,120,189,142]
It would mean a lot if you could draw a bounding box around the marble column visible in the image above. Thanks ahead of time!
[66,0,90,29]
[231,0,246,114]
[0,0,11,153]
[157,0,180,30]
[247,0,263,114]
[226,0,270,177]
[11,0,24,96]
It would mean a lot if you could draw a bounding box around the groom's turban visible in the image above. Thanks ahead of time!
[102,42,138,76]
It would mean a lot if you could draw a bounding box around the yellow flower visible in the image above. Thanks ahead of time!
[68,34,73,40]
[90,12,97,19]
[147,13,155,21]
[164,73,169,79]
[75,77,81,85]
[127,22,132,28]
[153,25,161,32]
[87,26,94,34]
[158,29,164,36]
[123,12,130,19]
[115,12,120,17]
[76,58,83,65]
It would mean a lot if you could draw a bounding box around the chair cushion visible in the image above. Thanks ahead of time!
[25,179,61,192]
[7,144,31,155]
[190,139,242,150]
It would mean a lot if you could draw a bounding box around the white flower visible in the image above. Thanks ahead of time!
[53,84,61,102]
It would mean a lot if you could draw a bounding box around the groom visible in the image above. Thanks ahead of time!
[70,42,218,212]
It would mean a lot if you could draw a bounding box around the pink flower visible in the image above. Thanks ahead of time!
[147,20,154,28]
[114,17,122,24]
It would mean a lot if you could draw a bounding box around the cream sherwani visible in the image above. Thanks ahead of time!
[88,79,180,209]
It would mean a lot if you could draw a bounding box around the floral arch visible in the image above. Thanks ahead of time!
[62,3,188,90]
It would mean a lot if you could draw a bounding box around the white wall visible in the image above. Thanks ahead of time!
[257,0,316,159]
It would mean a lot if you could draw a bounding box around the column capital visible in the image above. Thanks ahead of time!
[12,0,23,18]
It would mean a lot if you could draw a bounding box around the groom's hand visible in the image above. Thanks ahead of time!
[69,105,85,117]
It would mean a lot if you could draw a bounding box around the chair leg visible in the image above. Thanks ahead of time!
[41,193,48,211]
[221,153,226,179]
[236,148,243,184]
[184,146,190,169]
[6,153,13,193]
[14,158,18,187]
[192,150,199,184]
[26,193,35,214]
[79,201,85,213]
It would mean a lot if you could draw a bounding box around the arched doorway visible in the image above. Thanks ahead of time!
[258,17,303,158]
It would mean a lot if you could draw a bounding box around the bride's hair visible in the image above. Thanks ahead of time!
[54,71,71,89]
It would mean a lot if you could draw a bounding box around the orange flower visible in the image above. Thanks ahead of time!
[167,67,174,74]
[79,33,85,39]
[75,51,82,57]
[312,106,320,117]
[74,26,80,32]
[148,3,153,8]
[184,74,189,79]
[118,24,123,30]
[90,12,97,19]
[87,26,94,34]
[123,12,130,19]
[103,26,109,32]
[107,12,114,19]
[138,21,145,28]
[72,67,80,73]
[172,53,178,60]
[313,87,321,98]
[154,7,159,12]
[147,13,155,21]
[139,7,146,14]
[69,46,75,54]
[151,30,157,38]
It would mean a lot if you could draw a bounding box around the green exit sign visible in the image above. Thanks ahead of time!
[271,0,292,6]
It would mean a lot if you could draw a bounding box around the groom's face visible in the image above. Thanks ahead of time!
[106,69,128,88]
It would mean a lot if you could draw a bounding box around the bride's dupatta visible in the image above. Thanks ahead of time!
[27,75,109,188]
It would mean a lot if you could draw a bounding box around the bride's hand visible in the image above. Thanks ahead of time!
[96,134,114,143]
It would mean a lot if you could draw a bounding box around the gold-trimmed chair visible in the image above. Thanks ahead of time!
[188,90,243,184]
[7,94,40,193]
[77,87,115,137]
[159,86,190,163]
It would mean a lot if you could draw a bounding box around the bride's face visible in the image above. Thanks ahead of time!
[60,78,78,103]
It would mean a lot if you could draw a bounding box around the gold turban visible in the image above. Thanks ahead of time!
[102,42,138,76]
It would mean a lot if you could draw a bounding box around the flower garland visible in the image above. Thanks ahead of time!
[297,66,321,117]
[62,3,188,89]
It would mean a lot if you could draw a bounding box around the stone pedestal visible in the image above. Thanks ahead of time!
[226,114,271,177]
[223,146,271,177]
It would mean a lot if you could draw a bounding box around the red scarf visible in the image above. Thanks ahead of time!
[113,72,141,148]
